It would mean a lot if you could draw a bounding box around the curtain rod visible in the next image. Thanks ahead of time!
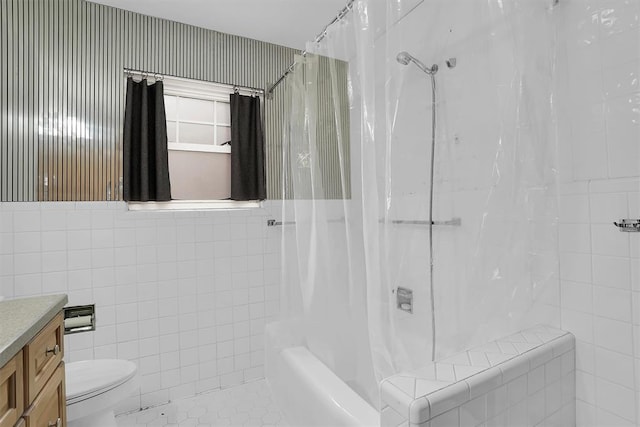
[265,0,354,99]
[123,68,265,95]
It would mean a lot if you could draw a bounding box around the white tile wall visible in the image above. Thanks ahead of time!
[558,0,640,424]
[0,201,281,413]
[558,179,640,426]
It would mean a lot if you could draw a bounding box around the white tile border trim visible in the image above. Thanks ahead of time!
[380,325,576,424]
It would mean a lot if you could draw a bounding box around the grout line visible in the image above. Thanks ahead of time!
[625,190,639,425]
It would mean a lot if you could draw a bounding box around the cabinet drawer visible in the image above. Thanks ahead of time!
[0,351,23,427]
[23,363,65,427]
[23,314,64,406]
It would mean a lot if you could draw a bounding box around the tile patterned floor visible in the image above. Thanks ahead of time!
[116,380,287,427]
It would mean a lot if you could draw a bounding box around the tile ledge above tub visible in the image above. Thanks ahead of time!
[380,325,576,426]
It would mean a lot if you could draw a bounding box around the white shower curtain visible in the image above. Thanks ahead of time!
[278,0,560,407]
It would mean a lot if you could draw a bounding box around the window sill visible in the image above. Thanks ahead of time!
[127,200,261,211]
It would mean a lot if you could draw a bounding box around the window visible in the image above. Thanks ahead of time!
[127,74,263,210]
[163,77,235,200]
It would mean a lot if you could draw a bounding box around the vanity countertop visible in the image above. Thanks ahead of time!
[0,294,68,367]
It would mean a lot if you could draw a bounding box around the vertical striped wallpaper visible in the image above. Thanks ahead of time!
[317,56,351,199]
[280,55,351,200]
[0,0,351,201]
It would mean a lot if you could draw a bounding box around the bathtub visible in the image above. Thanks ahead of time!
[265,321,379,426]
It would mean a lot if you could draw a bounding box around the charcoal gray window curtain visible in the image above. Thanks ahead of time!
[123,77,172,201]
[230,94,266,200]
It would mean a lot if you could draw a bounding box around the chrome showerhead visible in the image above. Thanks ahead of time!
[396,51,438,75]
[396,51,412,66]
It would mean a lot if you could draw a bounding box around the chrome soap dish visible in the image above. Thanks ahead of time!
[613,219,640,232]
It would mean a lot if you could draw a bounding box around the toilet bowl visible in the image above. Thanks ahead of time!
[66,359,139,427]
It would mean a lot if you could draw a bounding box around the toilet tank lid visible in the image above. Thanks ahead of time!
[66,359,137,400]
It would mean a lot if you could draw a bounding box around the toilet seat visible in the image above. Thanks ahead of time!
[66,359,137,404]
[66,359,139,424]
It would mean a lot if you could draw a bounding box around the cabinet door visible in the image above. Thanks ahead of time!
[24,314,64,406]
[0,351,23,427]
[23,363,65,427]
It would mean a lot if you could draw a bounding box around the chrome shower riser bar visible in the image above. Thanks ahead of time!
[396,50,439,361]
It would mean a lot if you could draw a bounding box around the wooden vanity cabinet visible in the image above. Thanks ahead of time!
[23,313,64,408]
[0,313,66,427]
[0,351,23,427]
[22,365,65,427]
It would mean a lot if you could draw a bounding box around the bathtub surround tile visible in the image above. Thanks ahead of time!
[527,343,555,370]
[559,223,592,253]
[589,192,629,224]
[561,309,594,344]
[434,363,456,382]
[592,223,630,258]
[408,397,430,425]
[380,377,415,420]
[509,341,536,354]
[594,347,635,390]
[425,381,469,420]
[452,365,484,381]
[592,255,632,290]
[427,408,459,427]
[439,351,471,366]
[528,364,546,395]
[467,351,491,368]
[559,194,591,223]
[551,333,576,357]
[464,367,503,400]
[459,394,486,426]
[382,404,408,427]
[576,370,597,405]
[485,352,512,367]
[594,315,634,355]
[545,356,562,384]
[414,380,453,401]
[596,407,637,427]
[561,280,593,313]
[560,252,593,283]
[527,388,546,426]
[494,341,518,355]
[381,326,576,426]
[595,377,637,423]
[499,356,530,383]
[593,285,632,322]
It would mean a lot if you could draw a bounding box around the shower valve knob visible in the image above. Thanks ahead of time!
[397,287,413,314]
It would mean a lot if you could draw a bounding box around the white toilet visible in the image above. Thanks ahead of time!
[65,359,139,427]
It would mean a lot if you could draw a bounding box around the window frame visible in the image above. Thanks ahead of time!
[126,73,265,211]
[164,81,232,154]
